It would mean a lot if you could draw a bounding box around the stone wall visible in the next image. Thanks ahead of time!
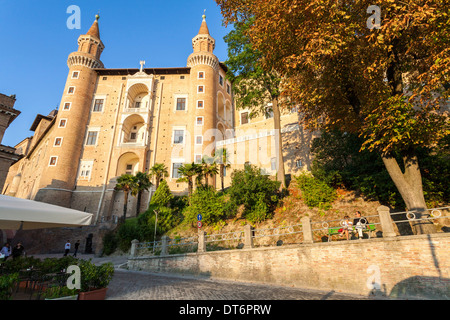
[12,223,114,256]
[128,232,450,299]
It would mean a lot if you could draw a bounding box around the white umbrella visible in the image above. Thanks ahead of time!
[0,195,93,230]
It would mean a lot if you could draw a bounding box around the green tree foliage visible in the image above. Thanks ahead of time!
[183,186,228,226]
[294,173,337,212]
[311,129,450,208]
[228,165,281,222]
[150,179,173,207]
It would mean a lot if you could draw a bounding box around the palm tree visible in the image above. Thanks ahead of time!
[176,163,202,199]
[214,148,231,192]
[132,171,152,216]
[201,156,219,188]
[114,174,137,222]
[149,163,169,190]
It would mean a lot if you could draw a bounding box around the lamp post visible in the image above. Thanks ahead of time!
[153,210,158,254]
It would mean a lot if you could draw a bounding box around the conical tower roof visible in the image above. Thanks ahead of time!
[86,14,101,39]
[198,14,210,35]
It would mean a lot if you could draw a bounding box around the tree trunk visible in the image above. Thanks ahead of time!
[220,165,225,193]
[381,151,435,234]
[136,191,142,217]
[122,191,129,222]
[272,98,286,190]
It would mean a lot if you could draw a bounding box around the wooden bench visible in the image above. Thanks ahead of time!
[328,224,376,242]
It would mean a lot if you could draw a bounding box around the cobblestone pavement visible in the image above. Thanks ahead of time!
[32,253,376,300]
[106,269,374,300]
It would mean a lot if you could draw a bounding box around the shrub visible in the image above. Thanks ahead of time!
[245,193,272,224]
[295,173,337,209]
[78,259,114,292]
[184,186,228,226]
[102,231,118,256]
[0,273,18,300]
[228,165,280,220]
[150,179,173,207]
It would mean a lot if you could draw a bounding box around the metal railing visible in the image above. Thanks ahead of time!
[130,206,450,257]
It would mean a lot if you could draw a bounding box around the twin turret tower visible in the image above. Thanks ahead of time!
[34,16,105,207]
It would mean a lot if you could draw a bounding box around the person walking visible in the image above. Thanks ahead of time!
[64,240,71,256]
[73,240,80,257]
[0,243,11,261]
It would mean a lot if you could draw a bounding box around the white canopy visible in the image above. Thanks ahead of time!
[0,195,93,230]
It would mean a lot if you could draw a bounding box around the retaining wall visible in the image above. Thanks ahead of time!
[128,232,450,299]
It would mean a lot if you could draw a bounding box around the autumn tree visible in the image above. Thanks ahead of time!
[216,0,450,234]
[224,18,287,189]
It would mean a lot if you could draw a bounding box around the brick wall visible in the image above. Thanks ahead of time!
[128,233,450,299]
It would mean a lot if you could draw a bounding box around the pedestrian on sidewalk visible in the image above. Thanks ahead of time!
[64,240,71,256]
[0,243,11,261]
[73,240,80,257]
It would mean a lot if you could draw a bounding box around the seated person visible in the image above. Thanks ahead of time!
[353,211,369,239]
[339,216,353,240]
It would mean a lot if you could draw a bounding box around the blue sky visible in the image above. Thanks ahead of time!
[0,0,231,147]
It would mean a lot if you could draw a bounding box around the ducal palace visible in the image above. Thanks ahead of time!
[1,15,315,230]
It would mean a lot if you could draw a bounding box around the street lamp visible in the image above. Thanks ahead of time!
[153,210,158,254]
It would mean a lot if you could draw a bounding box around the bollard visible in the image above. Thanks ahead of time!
[377,206,397,238]
[244,224,254,249]
[130,239,139,257]
[197,230,206,253]
[301,216,314,244]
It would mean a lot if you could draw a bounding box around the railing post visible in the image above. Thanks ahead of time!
[244,224,254,249]
[197,230,207,253]
[130,239,139,257]
[377,205,397,238]
[161,235,169,256]
[301,216,314,244]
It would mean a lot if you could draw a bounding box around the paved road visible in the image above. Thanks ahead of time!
[33,254,375,301]
[106,269,372,300]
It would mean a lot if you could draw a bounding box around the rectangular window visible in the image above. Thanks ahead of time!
[176,98,186,111]
[54,137,63,147]
[227,84,231,94]
[241,112,249,125]
[49,156,58,166]
[173,130,184,144]
[219,75,224,86]
[180,76,185,79]
[195,135,203,145]
[198,71,204,79]
[78,160,94,180]
[67,87,75,94]
[134,101,141,109]
[196,117,203,126]
[63,102,71,110]
[125,164,133,175]
[198,85,204,93]
[72,71,79,79]
[296,160,302,168]
[59,119,67,128]
[195,154,202,164]
[197,100,204,109]
[130,132,137,141]
[172,163,183,179]
[93,99,104,112]
[86,131,98,146]
[271,157,277,171]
